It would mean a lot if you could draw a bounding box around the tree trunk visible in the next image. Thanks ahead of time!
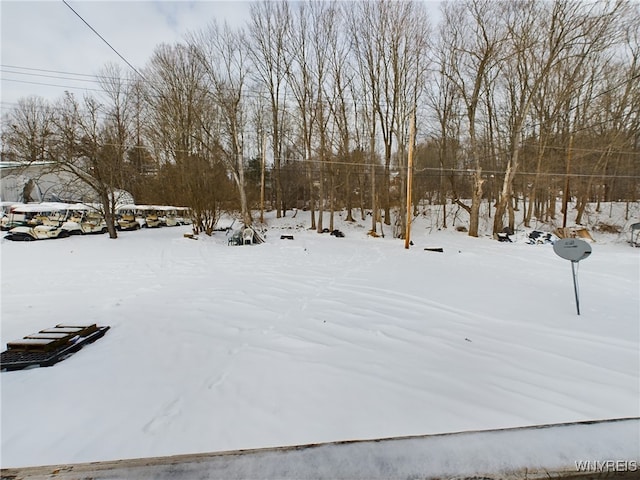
[317,159,324,233]
[329,168,335,231]
[345,167,355,222]
[468,170,484,237]
[100,191,118,239]
[307,153,316,230]
[383,144,391,225]
[493,159,513,234]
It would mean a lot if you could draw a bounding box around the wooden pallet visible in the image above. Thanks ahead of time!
[1,324,109,371]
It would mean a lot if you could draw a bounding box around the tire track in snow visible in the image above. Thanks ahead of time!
[142,396,183,434]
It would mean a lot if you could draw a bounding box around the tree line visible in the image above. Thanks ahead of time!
[2,0,638,239]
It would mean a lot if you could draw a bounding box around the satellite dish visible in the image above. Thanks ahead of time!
[553,238,592,262]
[553,238,592,315]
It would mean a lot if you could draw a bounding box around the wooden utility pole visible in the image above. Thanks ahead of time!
[260,133,266,224]
[404,113,416,249]
[370,125,377,234]
[562,134,573,228]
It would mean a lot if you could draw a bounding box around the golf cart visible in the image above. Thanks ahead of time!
[115,205,143,231]
[175,207,192,225]
[631,222,640,247]
[61,204,108,235]
[137,205,162,228]
[5,203,71,241]
[0,202,25,231]
[157,206,179,226]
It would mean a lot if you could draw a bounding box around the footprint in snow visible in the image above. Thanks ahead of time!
[207,371,228,390]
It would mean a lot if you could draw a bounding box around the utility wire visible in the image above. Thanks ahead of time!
[2,78,105,94]
[3,67,637,144]
[6,139,638,179]
[1,64,123,80]
[3,69,111,85]
[61,0,146,81]
[3,62,637,124]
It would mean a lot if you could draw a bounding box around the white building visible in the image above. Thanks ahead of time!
[0,161,133,205]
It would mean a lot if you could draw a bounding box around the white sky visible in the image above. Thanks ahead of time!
[0,1,252,111]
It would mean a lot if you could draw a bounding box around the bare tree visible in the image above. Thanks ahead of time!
[46,93,124,238]
[575,3,640,221]
[429,27,464,229]
[325,2,357,224]
[247,0,292,219]
[97,63,137,234]
[2,96,54,165]
[492,0,627,234]
[191,21,253,227]
[306,1,335,234]
[143,43,207,166]
[439,0,507,237]
[390,3,430,237]
[285,2,320,229]
[123,75,159,203]
[327,15,356,222]
[348,0,430,230]
[142,42,226,231]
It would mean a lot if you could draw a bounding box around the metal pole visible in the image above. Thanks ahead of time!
[404,112,415,249]
[571,260,580,315]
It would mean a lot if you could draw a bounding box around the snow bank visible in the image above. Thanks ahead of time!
[2,419,638,479]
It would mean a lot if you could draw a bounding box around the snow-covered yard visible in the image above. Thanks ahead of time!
[1,207,638,469]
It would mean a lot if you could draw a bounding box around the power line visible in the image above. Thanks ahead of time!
[3,61,637,123]
[61,0,146,81]
[1,64,120,80]
[4,153,638,180]
[1,78,105,94]
[3,69,111,85]
[4,68,637,141]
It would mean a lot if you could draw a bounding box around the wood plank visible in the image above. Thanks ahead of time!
[25,333,73,340]
[55,324,98,335]
[39,328,84,334]
[7,338,66,352]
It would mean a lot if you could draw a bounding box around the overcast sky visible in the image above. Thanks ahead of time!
[0,1,252,111]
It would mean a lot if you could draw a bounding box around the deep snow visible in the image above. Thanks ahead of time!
[1,205,639,468]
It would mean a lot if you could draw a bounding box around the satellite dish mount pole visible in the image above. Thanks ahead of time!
[571,260,580,315]
[553,238,591,316]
